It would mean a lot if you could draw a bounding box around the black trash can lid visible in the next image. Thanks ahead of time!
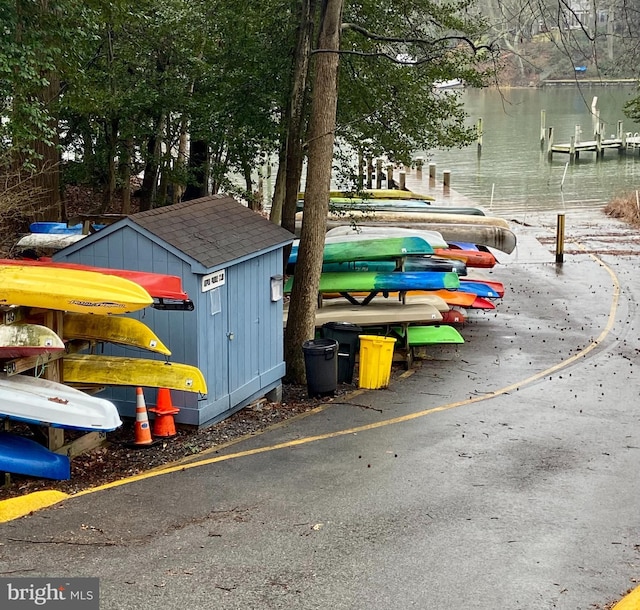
[322,321,363,332]
[302,338,338,352]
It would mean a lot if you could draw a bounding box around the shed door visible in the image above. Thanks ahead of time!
[226,260,263,406]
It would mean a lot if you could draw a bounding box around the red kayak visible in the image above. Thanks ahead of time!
[0,258,193,311]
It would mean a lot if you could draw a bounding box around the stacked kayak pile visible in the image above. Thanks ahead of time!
[287,189,514,366]
[0,260,205,481]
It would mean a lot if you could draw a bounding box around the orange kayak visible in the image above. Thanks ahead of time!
[434,248,496,268]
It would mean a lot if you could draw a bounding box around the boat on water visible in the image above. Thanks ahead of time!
[62,354,208,394]
[0,323,65,359]
[0,264,153,315]
[63,313,171,356]
[0,374,122,431]
[0,432,71,480]
[0,258,193,311]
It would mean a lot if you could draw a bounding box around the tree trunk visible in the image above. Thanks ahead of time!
[281,0,317,238]
[183,139,209,201]
[118,137,133,214]
[284,0,343,383]
[269,143,287,225]
[101,117,118,213]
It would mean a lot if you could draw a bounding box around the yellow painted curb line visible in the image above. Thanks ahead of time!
[0,490,69,523]
[611,585,640,609]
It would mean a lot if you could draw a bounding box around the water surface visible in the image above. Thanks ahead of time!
[412,86,640,220]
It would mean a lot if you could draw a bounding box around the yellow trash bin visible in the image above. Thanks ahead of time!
[358,335,397,389]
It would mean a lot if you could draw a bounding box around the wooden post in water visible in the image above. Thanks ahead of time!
[569,135,576,163]
[375,159,383,189]
[429,163,436,186]
[443,170,451,195]
[555,213,565,264]
[399,170,406,190]
[618,121,626,154]
[596,132,602,159]
[477,118,483,156]
[415,156,424,172]
[540,110,546,148]
[547,127,554,161]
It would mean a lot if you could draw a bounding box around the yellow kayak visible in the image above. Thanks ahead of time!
[0,265,153,315]
[62,354,207,394]
[63,313,171,356]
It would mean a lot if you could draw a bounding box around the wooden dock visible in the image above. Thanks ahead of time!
[545,113,640,163]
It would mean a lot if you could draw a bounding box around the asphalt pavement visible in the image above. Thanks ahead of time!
[1,214,639,610]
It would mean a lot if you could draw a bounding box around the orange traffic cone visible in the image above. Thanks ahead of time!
[133,387,153,445]
[149,387,180,438]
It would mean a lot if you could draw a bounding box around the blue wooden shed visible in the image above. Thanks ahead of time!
[53,195,295,427]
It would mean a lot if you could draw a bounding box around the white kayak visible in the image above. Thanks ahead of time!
[325,225,449,249]
[0,374,122,432]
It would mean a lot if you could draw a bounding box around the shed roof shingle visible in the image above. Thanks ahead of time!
[129,195,294,268]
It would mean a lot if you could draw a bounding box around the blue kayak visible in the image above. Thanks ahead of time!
[30,222,105,235]
[0,432,70,480]
[458,280,501,299]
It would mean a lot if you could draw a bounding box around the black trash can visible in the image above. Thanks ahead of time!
[302,339,338,397]
[321,322,363,384]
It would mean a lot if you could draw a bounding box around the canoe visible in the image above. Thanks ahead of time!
[433,248,496,268]
[0,432,71,480]
[0,265,153,315]
[0,259,193,310]
[63,313,171,356]
[325,225,449,249]
[322,292,450,312]
[16,233,86,250]
[62,354,208,394]
[284,300,443,328]
[299,189,436,201]
[309,210,510,229]
[324,198,486,216]
[326,222,517,254]
[320,255,467,276]
[288,236,434,265]
[285,271,460,294]
[0,374,122,431]
[0,323,65,359]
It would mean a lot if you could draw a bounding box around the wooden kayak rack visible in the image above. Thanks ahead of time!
[0,305,109,475]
